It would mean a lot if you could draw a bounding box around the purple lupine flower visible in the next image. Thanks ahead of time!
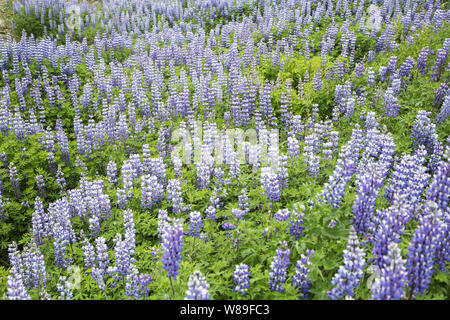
[406,201,446,299]
[161,218,184,280]
[196,161,212,190]
[367,67,375,87]
[44,127,55,153]
[293,249,314,299]
[355,63,365,78]
[222,222,235,230]
[230,208,246,222]
[32,197,51,245]
[95,236,109,285]
[6,268,31,300]
[344,98,355,118]
[279,81,293,128]
[233,264,250,295]
[57,276,73,300]
[157,209,171,240]
[56,166,66,195]
[107,160,117,185]
[352,161,388,237]
[36,175,46,199]
[433,83,449,107]
[328,226,365,300]
[0,193,5,222]
[431,48,448,81]
[390,77,402,96]
[238,189,249,213]
[156,127,170,159]
[274,208,290,222]
[268,241,291,293]
[82,239,96,270]
[322,141,334,163]
[116,188,130,210]
[384,147,430,213]
[51,219,72,270]
[8,162,20,198]
[129,154,143,179]
[261,167,280,203]
[229,152,241,180]
[317,126,364,208]
[328,219,338,229]
[426,148,450,271]
[260,80,274,123]
[125,265,152,300]
[172,155,183,178]
[370,194,413,269]
[113,233,132,278]
[313,68,322,91]
[289,205,305,240]
[11,110,26,141]
[378,66,388,83]
[57,129,70,166]
[329,131,340,154]
[88,208,101,237]
[416,47,432,76]
[205,206,216,221]
[213,168,225,190]
[399,57,415,79]
[387,56,398,76]
[149,246,160,262]
[185,270,210,300]
[0,152,7,168]
[435,94,449,124]
[303,132,321,178]
[142,144,152,174]
[426,147,450,213]
[21,240,47,291]
[21,201,30,209]
[8,242,22,278]
[47,151,57,174]
[188,211,203,238]
[116,113,129,143]
[141,174,164,210]
[167,179,185,214]
[382,88,400,117]
[411,110,440,156]
[371,242,407,300]
[121,160,134,193]
[287,136,300,160]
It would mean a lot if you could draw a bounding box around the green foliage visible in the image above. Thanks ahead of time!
[12,10,45,39]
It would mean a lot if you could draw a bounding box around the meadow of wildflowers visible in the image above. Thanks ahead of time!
[0,0,448,300]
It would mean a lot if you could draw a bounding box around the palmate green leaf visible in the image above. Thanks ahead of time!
[321,227,348,240]
[322,256,339,271]
[434,271,450,285]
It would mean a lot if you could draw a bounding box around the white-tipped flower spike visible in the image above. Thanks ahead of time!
[328,226,366,300]
[185,270,210,300]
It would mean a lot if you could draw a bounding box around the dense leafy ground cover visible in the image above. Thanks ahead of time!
[0,0,449,300]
